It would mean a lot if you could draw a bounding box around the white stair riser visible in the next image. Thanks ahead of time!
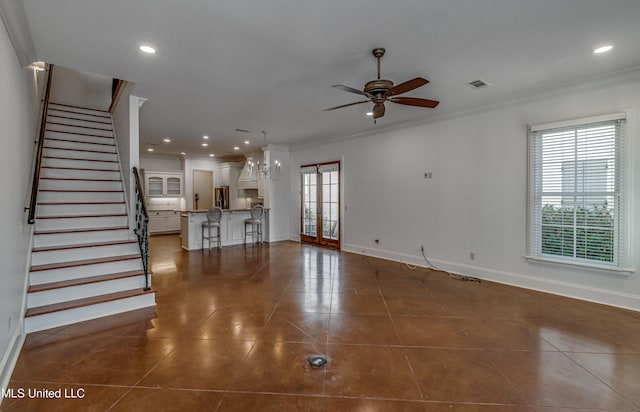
[41,168,121,180]
[46,123,113,137]
[24,292,155,333]
[45,131,114,145]
[44,139,116,153]
[47,116,112,131]
[32,243,139,266]
[34,229,132,248]
[38,191,124,203]
[39,179,122,191]
[43,148,117,162]
[30,259,143,285]
[37,203,126,217]
[47,108,111,123]
[36,215,127,231]
[27,276,147,308]
[42,157,120,171]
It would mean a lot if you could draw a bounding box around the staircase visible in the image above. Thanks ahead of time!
[25,102,155,333]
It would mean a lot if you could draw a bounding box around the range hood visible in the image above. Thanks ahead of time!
[237,156,258,189]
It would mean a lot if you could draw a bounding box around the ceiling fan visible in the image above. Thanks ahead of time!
[324,48,439,121]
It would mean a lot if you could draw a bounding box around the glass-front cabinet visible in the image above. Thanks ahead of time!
[144,171,183,197]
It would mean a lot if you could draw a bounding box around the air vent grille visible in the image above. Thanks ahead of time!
[467,79,491,89]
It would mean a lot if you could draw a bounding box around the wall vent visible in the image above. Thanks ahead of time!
[467,79,491,89]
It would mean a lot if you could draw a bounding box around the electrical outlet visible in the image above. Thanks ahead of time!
[424,172,433,179]
[374,239,380,244]
[420,245,424,252]
[469,252,475,260]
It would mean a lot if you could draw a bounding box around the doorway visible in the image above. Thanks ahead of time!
[300,161,340,248]
[193,169,213,210]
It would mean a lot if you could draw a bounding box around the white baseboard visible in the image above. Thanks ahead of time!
[0,320,25,403]
[342,243,640,312]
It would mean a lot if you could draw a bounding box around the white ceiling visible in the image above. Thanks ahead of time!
[21,0,640,158]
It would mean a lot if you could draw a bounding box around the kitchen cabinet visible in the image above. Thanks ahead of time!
[149,210,181,234]
[145,171,183,197]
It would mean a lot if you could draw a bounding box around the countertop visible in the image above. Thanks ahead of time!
[184,208,269,213]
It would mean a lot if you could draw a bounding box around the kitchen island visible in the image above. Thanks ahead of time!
[180,209,269,250]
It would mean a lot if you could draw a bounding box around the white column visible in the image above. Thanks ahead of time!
[262,144,290,242]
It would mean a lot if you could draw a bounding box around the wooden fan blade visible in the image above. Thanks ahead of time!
[386,77,429,96]
[389,97,440,108]
[332,85,372,98]
[323,100,370,111]
[373,103,385,119]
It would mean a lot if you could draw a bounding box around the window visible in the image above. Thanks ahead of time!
[528,113,626,269]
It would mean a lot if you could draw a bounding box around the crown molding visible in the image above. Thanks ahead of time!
[0,0,36,66]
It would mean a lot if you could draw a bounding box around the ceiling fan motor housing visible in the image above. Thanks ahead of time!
[364,79,394,101]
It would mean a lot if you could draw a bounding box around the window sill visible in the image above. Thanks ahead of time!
[525,255,634,275]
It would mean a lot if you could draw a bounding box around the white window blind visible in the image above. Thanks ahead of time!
[528,114,626,269]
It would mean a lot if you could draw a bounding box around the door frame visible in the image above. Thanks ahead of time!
[300,160,341,249]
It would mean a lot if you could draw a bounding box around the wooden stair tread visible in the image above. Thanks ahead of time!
[42,155,118,163]
[45,137,115,147]
[43,146,116,155]
[46,129,114,139]
[41,177,120,182]
[28,270,145,293]
[39,189,123,193]
[48,102,110,114]
[48,107,110,119]
[47,114,112,125]
[37,213,126,219]
[35,226,128,235]
[33,239,137,253]
[30,254,141,272]
[25,288,154,318]
[42,166,118,172]
[37,201,125,205]
[47,121,112,132]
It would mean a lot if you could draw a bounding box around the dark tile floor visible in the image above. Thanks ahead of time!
[4,235,640,411]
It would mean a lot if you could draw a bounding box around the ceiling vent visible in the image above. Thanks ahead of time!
[467,79,491,89]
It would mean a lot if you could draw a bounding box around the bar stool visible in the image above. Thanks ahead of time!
[244,205,264,244]
[202,206,223,250]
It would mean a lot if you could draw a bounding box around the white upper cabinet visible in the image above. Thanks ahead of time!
[145,171,183,197]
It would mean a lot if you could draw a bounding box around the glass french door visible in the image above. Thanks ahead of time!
[300,161,340,248]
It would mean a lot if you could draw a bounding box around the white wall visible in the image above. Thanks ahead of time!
[0,16,39,392]
[140,154,182,171]
[290,80,640,311]
[112,87,142,231]
[49,65,112,110]
[264,145,290,242]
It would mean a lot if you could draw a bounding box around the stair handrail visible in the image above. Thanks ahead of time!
[27,63,54,224]
[133,166,151,291]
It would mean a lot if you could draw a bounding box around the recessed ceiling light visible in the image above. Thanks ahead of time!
[593,45,613,54]
[233,146,240,150]
[366,112,373,116]
[147,148,154,152]
[209,154,215,157]
[163,138,171,143]
[202,143,208,147]
[180,152,186,155]
[139,45,156,54]
[244,140,250,145]
[203,135,209,139]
